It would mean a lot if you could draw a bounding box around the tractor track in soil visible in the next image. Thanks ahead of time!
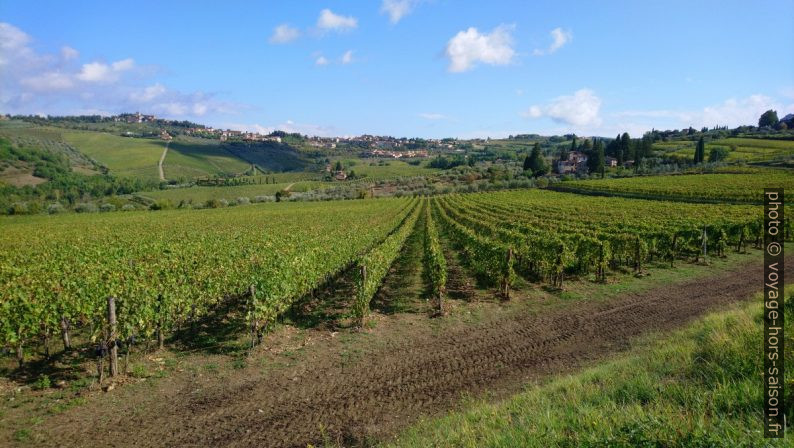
[39,254,782,448]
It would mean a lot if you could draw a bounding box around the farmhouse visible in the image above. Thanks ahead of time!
[555,151,589,174]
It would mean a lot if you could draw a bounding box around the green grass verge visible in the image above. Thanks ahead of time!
[387,297,793,447]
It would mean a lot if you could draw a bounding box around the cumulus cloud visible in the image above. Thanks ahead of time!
[533,27,572,56]
[0,22,30,51]
[269,24,300,44]
[341,50,354,64]
[76,58,135,83]
[381,0,421,24]
[0,22,242,119]
[317,9,357,31]
[445,25,515,73]
[524,89,602,127]
[315,55,329,66]
[419,112,446,120]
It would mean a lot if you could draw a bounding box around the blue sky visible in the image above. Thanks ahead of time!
[1,0,793,138]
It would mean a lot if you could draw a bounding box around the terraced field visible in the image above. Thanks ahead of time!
[655,137,794,163]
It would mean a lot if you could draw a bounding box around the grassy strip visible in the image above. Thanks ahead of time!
[387,296,793,447]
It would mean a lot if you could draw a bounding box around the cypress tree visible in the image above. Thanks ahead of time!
[694,136,705,164]
[528,142,548,177]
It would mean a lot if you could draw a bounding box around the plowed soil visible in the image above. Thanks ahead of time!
[35,254,780,448]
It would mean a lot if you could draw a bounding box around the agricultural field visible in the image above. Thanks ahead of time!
[555,171,794,204]
[138,180,329,204]
[60,130,167,181]
[160,136,251,179]
[655,137,794,164]
[60,131,257,182]
[1,185,784,446]
[0,198,417,365]
[336,158,439,179]
[0,121,101,182]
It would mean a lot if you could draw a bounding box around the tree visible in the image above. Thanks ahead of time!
[570,135,577,153]
[588,139,605,177]
[758,110,779,128]
[693,136,705,164]
[620,133,632,163]
[708,146,729,163]
[523,152,532,171]
[527,142,548,177]
[334,160,343,172]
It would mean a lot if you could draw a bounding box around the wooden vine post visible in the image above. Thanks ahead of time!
[359,265,367,327]
[249,284,259,348]
[156,294,165,350]
[60,316,71,351]
[107,296,119,377]
[502,248,513,299]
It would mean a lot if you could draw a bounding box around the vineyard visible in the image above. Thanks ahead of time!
[0,198,417,367]
[1,188,777,371]
[553,171,794,204]
[654,137,794,163]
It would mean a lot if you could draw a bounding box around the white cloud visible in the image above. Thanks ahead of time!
[533,27,572,56]
[0,22,243,119]
[269,24,300,44]
[419,112,446,120]
[60,46,79,60]
[20,72,74,91]
[524,89,602,127]
[381,0,421,24]
[129,83,167,102]
[317,9,357,31]
[111,58,134,71]
[616,94,791,129]
[0,22,30,51]
[445,25,515,73]
[315,55,329,66]
[227,120,337,137]
[341,50,354,64]
[76,58,134,83]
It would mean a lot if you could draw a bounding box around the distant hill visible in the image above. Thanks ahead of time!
[0,118,312,185]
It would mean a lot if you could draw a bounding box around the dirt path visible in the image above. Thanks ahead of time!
[37,255,782,448]
[158,141,170,181]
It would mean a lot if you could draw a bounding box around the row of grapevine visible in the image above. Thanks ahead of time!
[433,189,775,288]
[423,200,447,312]
[554,172,794,204]
[352,201,421,326]
[432,198,515,297]
[0,199,414,365]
